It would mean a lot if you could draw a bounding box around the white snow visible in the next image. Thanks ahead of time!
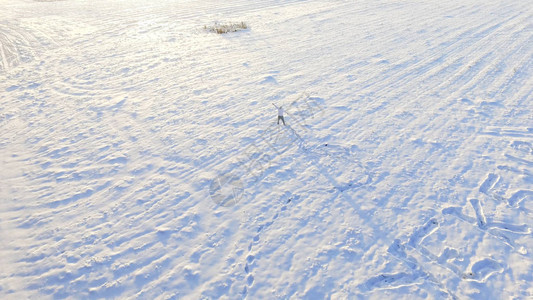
[1,0,532,298]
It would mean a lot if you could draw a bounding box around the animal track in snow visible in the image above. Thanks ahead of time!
[408,218,439,247]
[510,140,533,155]
[469,199,487,228]
[478,171,532,209]
[442,201,531,252]
[359,272,422,292]
[379,197,520,298]
[463,258,503,282]
[479,173,500,195]
[480,127,533,138]
[507,190,533,207]
[385,238,458,298]
[240,195,294,296]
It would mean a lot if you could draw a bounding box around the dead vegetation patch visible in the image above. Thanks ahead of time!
[204,22,249,34]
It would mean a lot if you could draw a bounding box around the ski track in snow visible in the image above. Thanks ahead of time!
[0,0,532,298]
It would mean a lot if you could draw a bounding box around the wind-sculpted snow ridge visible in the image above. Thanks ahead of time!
[0,0,532,298]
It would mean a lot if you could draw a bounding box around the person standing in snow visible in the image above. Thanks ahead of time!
[272,103,285,125]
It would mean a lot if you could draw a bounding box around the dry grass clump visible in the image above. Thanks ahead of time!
[204,22,249,34]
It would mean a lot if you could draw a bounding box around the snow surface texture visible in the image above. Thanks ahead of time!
[1,0,532,298]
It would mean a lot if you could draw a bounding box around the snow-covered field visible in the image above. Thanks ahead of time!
[1,0,532,298]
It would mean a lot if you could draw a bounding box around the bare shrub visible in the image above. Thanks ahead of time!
[204,22,249,34]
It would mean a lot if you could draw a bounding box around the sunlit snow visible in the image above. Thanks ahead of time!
[1,0,532,298]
